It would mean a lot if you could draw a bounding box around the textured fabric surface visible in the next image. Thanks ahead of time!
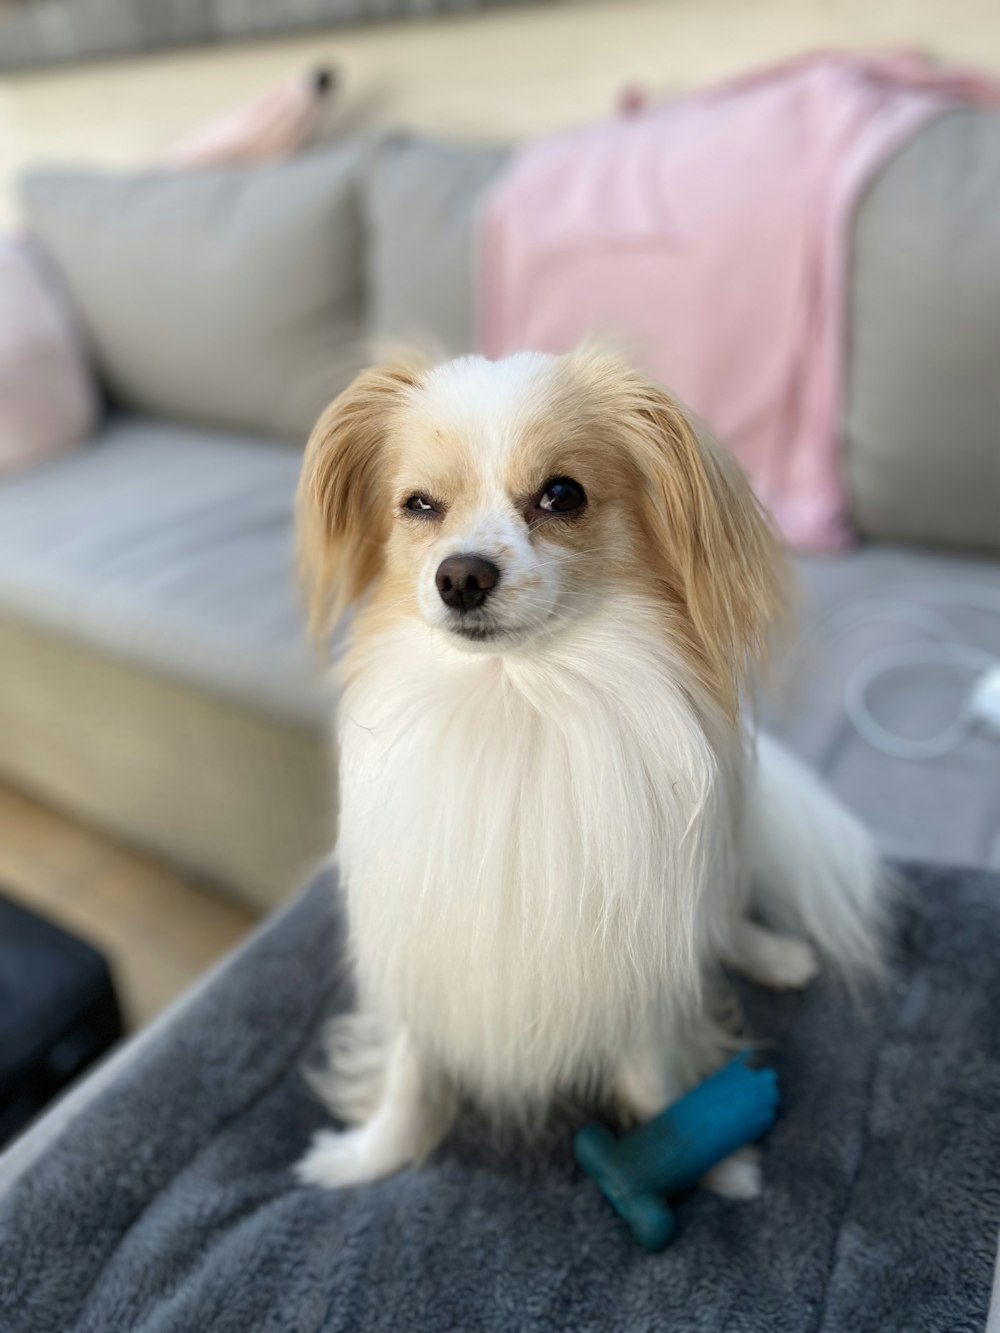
[848,108,1000,555]
[21,144,366,443]
[364,133,508,357]
[0,237,99,475]
[0,414,323,725]
[480,52,1000,551]
[0,616,333,912]
[769,546,1000,873]
[0,861,997,1332]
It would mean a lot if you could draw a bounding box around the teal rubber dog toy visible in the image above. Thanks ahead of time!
[574,1050,779,1251]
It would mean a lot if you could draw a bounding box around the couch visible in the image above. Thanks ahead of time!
[2,107,1000,1332]
[1,112,999,915]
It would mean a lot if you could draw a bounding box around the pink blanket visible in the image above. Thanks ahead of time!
[480,52,1000,549]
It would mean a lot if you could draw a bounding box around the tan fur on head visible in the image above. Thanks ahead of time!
[567,347,790,718]
[296,357,425,639]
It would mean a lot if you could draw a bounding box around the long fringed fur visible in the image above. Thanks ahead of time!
[746,734,892,987]
[337,596,749,1114]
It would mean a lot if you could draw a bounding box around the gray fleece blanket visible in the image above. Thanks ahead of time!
[1,861,998,1332]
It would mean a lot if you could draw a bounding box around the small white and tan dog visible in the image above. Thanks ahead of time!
[294,347,886,1197]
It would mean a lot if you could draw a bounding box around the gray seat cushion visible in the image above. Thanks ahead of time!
[21,144,367,444]
[364,134,508,357]
[848,109,1000,555]
[767,545,1000,871]
[0,415,323,725]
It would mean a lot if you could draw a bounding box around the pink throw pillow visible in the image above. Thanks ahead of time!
[158,69,335,170]
[0,237,99,476]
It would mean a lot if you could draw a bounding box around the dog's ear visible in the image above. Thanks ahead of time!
[620,369,790,717]
[297,360,422,640]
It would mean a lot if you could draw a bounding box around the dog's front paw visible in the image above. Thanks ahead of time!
[701,1146,763,1200]
[294,1129,374,1189]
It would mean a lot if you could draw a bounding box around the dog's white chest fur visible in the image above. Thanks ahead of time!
[335,603,737,1108]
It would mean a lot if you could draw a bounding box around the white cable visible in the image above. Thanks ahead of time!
[843,641,996,761]
[795,582,1000,762]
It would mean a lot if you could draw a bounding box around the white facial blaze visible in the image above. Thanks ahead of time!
[408,353,582,646]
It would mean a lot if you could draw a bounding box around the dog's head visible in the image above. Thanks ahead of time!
[298,348,786,715]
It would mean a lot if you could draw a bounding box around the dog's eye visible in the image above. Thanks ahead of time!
[537,477,587,515]
[404,494,440,517]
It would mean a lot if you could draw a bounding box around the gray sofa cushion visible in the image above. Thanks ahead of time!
[769,545,1000,871]
[21,144,367,444]
[0,415,323,725]
[2,861,999,1331]
[364,134,508,357]
[848,109,1000,555]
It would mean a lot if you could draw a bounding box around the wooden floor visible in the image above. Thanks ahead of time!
[0,783,258,1032]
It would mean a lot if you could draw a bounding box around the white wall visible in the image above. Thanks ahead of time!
[2,0,999,226]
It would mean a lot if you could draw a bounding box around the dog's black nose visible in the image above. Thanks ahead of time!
[435,554,500,612]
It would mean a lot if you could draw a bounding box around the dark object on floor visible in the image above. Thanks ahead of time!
[0,891,122,1147]
[1,862,998,1332]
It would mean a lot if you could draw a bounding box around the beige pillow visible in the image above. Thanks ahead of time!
[0,237,99,476]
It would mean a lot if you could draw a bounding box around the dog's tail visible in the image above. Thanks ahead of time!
[745,734,892,985]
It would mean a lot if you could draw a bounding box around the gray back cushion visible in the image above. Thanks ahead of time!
[21,143,367,444]
[364,134,508,358]
[848,110,1000,554]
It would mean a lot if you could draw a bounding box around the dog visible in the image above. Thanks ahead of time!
[293,347,887,1197]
